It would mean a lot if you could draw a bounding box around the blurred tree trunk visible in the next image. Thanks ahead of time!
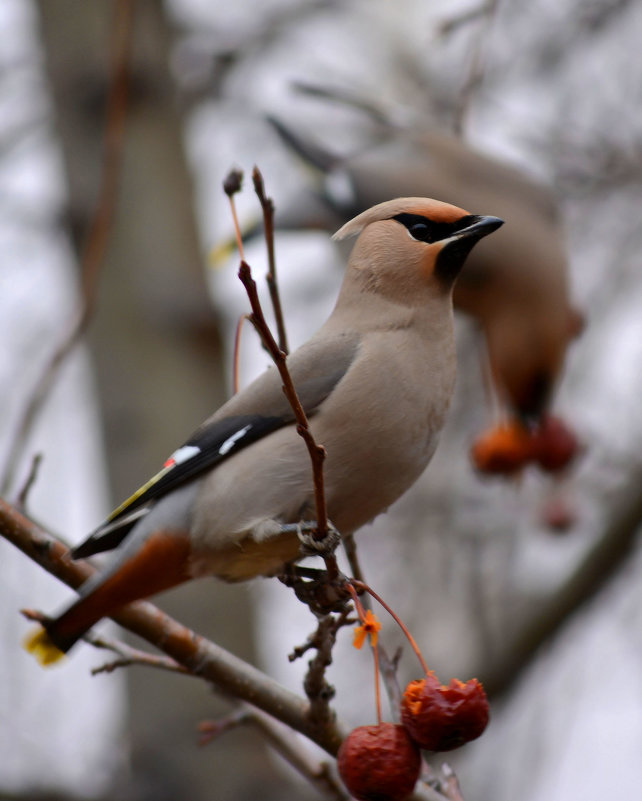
[35,3,281,799]
[36,0,225,482]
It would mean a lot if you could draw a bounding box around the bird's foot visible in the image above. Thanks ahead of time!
[280,520,341,559]
[279,562,352,615]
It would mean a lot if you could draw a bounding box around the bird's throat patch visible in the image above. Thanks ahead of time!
[435,237,479,285]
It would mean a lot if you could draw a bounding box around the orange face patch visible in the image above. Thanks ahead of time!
[406,199,470,224]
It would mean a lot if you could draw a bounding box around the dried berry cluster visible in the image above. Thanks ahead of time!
[471,414,579,476]
[337,672,489,801]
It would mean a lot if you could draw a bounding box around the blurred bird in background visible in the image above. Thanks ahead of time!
[259,86,584,475]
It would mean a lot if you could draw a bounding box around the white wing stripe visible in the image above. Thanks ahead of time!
[218,424,252,455]
[167,444,201,465]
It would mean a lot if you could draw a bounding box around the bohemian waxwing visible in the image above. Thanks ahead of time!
[268,114,583,420]
[26,197,502,664]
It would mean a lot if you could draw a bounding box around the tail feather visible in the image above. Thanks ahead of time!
[266,115,339,173]
[24,626,67,666]
[25,530,192,666]
[72,506,149,559]
[24,601,98,664]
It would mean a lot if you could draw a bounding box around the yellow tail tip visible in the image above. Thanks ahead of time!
[209,239,236,268]
[23,627,66,667]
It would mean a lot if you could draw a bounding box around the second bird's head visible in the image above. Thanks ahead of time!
[334,197,503,302]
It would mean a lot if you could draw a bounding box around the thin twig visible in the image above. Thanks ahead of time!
[252,165,288,354]
[245,705,349,801]
[342,532,366,584]
[373,639,382,725]
[237,260,339,580]
[198,708,249,746]
[418,775,456,801]
[289,608,354,662]
[451,0,500,137]
[14,453,43,511]
[291,80,392,127]
[301,611,352,728]
[223,168,246,261]
[379,645,403,722]
[200,704,349,800]
[440,763,465,801]
[303,617,337,727]
[438,1,492,37]
[87,635,189,676]
[0,0,133,495]
[232,313,250,394]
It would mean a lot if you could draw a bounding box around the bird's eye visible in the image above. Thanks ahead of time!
[393,213,439,243]
[408,223,432,242]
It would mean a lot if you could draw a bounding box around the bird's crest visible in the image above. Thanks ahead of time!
[332,197,469,241]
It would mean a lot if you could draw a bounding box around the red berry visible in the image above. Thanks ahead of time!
[470,422,532,475]
[401,674,489,752]
[337,723,421,801]
[542,496,577,532]
[531,416,579,472]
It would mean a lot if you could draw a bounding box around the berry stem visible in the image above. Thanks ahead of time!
[373,638,382,725]
[226,193,246,262]
[346,582,367,621]
[353,581,431,676]
[347,584,383,723]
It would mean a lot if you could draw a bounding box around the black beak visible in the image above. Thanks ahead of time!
[436,215,504,284]
[456,215,504,241]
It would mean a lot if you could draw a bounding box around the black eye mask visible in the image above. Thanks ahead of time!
[393,213,478,243]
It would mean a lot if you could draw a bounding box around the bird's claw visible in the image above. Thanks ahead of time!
[279,563,352,615]
[290,520,341,558]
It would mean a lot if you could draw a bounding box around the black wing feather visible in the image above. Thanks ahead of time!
[71,413,284,559]
[123,414,284,512]
[70,356,357,560]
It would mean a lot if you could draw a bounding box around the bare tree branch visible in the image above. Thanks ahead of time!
[482,467,642,697]
[0,497,346,755]
[201,705,350,801]
[300,612,352,727]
